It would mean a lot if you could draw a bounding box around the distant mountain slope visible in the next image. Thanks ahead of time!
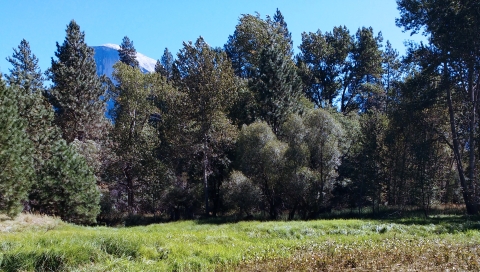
[92,44,156,78]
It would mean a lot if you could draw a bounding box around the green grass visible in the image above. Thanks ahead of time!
[1,214,480,271]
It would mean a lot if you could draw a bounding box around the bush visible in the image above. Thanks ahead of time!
[222,171,261,216]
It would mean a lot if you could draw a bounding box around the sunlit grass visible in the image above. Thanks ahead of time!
[1,214,480,271]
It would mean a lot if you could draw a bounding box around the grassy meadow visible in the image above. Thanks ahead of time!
[1,214,480,271]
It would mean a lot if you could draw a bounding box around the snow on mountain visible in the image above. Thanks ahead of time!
[102,43,120,50]
[92,44,157,79]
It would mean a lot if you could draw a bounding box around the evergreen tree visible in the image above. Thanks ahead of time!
[173,37,238,216]
[355,111,389,214]
[119,36,139,68]
[36,139,100,224]
[4,39,44,93]
[225,11,293,78]
[155,48,174,81]
[273,8,293,52]
[341,27,384,113]
[384,73,452,215]
[5,39,101,223]
[47,20,108,143]
[0,80,34,217]
[250,42,304,135]
[397,0,480,214]
[382,40,402,113]
[5,39,58,178]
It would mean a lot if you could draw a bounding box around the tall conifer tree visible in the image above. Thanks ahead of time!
[250,43,304,135]
[119,36,139,68]
[5,39,44,93]
[273,8,293,52]
[37,139,100,224]
[5,39,58,175]
[0,79,34,218]
[155,48,174,81]
[173,37,238,215]
[47,20,107,143]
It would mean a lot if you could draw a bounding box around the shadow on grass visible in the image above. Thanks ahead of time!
[193,206,480,231]
[99,205,480,232]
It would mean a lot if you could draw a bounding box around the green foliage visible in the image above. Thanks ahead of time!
[348,27,384,112]
[4,39,59,181]
[0,81,34,218]
[225,11,293,78]
[4,39,44,93]
[47,20,107,143]
[383,73,453,213]
[109,62,174,213]
[2,6,477,223]
[281,109,346,218]
[236,122,287,219]
[397,0,480,214]
[155,47,174,80]
[173,37,239,215]
[1,217,480,271]
[221,170,261,216]
[297,26,352,107]
[250,42,304,134]
[119,36,139,68]
[36,139,100,224]
[351,111,389,213]
[297,26,384,113]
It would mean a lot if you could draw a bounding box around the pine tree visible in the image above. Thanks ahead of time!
[155,48,174,80]
[4,39,101,222]
[397,0,480,214]
[4,39,44,93]
[225,11,293,78]
[118,36,139,68]
[0,79,34,218]
[273,8,293,53]
[382,40,401,113]
[47,20,107,143]
[36,139,100,224]
[173,37,238,215]
[343,27,384,113]
[250,42,304,135]
[5,39,58,176]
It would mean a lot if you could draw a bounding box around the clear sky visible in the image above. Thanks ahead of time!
[0,0,424,75]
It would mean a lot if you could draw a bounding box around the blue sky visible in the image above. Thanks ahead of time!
[1,0,424,75]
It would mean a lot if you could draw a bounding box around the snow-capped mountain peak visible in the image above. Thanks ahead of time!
[93,44,157,78]
[101,43,120,50]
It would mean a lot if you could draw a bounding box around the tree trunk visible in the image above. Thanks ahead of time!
[445,62,478,214]
[203,135,209,216]
[467,61,477,207]
[124,162,134,214]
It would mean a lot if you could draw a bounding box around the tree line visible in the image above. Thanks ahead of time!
[1,1,479,224]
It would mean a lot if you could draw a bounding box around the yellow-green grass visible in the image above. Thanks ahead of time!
[1,214,480,271]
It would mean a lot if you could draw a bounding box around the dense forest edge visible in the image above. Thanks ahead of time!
[2,0,480,226]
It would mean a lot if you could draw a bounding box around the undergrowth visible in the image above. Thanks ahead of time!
[0,214,479,271]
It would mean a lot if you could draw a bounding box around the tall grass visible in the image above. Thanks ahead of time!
[1,214,480,271]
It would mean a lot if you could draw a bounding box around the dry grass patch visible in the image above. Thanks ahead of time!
[0,213,64,233]
[236,238,480,271]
